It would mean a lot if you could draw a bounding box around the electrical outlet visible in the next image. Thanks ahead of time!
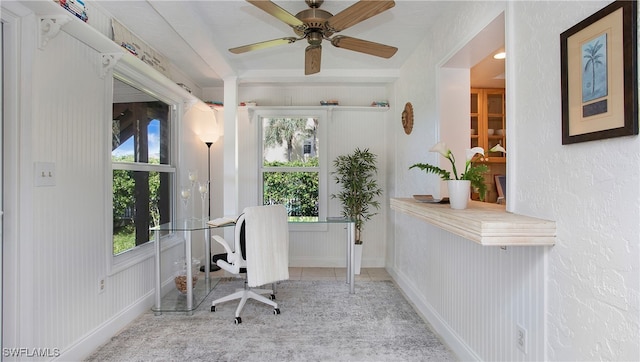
[98,278,105,294]
[516,324,528,354]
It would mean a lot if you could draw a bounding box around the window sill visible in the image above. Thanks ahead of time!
[390,198,555,246]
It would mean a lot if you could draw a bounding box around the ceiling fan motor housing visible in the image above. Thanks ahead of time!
[294,8,334,40]
[305,0,324,8]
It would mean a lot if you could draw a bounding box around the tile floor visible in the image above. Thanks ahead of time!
[209,267,391,282]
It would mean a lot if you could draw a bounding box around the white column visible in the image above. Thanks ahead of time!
[223,77,239,240]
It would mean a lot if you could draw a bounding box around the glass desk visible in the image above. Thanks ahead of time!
[151,217,356,315]
[150,218,233,315]
[290,217,356,294]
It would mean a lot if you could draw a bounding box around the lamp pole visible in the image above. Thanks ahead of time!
[206,141,213,218]
[205,141,220,272]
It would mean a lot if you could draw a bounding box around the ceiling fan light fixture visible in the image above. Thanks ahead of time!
[307,31,323,46]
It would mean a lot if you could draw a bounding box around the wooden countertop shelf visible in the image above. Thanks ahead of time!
[390,198,556,246]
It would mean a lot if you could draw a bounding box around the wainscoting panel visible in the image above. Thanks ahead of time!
[289,226,353,267]
[391,212,546,361]
[29,33,109,352]
[22,27,161,359]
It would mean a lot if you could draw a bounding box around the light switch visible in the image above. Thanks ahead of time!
[34,162,56,187]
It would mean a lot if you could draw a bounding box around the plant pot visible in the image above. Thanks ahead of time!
[447,180,471,210]
[354,243,363,275]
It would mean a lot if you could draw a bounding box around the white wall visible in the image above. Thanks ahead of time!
[5,1,639,361]
[390,1,639,361]
[510,2,640,360]
[1,3,215,360]
[203,84,391,267]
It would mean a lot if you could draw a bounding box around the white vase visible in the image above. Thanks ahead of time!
[447,180,471,209]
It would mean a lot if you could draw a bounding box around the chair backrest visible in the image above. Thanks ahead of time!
[237,216,246,261]
[230,205,287,266]
[229,213,247,269]
[243,204,289,287]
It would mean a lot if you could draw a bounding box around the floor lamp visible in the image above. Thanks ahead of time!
[199,134,220,272]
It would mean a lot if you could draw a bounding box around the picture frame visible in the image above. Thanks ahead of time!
[560,0,637,145]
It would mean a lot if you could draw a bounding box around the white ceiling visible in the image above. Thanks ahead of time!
[94,0,504,88]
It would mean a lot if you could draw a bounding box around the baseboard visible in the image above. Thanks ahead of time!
[54,289,156,361]
[388,267,480,361]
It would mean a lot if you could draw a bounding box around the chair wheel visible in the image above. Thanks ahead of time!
[270,294,276,300]
[273,308,280,315]
[211,306,216,312]
[234,317,242,324]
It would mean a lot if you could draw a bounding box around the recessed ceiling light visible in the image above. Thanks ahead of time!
[493,52,506,60]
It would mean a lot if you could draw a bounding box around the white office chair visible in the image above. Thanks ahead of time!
[210,204,289,324]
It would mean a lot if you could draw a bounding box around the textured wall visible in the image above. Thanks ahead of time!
[510,1,640,360]
[390,0,640,361]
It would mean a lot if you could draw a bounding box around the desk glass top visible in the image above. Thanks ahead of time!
[289,217,354,224]
[151,218,235,232]
[151,217,354,232]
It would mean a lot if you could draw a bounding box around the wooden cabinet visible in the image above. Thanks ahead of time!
[470,88,506,163]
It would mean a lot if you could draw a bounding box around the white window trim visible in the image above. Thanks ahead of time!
[112,162,176,173]
[106,58,190,275]
[256,109,328,232]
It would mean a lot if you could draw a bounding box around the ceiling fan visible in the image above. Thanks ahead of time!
[230,0,398,75]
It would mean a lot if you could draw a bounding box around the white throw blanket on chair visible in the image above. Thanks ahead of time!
[244,205,289,287]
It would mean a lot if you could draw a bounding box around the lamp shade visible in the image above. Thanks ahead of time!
[198,131,219,144]
[186,100,222,144]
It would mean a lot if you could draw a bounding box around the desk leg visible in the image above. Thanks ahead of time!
[185,230,193,314]
[204,227,211,280]
[348,221,355,294]
[154,231,162,315]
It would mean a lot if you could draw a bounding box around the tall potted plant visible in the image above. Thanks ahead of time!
[331,148,383,273]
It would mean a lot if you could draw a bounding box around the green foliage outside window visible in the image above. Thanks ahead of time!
[112,155,161,254]
[263,158,319,218]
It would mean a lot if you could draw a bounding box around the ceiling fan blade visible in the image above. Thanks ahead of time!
[229,37,298,54]
[247,0,305,30]
[305,45,322,75]
[331,35,397,58]
[326,0,395,32]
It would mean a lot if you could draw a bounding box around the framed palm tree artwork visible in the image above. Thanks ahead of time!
[560,0,637,145]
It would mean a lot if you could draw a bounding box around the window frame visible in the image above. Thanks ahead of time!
[107,60,186,275]
[256,109,328,232]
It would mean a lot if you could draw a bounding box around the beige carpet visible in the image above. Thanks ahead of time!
[86,279,456,361]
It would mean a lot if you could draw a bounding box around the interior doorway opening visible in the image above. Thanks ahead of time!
[438,12,506,203]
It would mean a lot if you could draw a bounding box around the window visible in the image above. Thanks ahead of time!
[259,113,326,221]
[111,78,174,255]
